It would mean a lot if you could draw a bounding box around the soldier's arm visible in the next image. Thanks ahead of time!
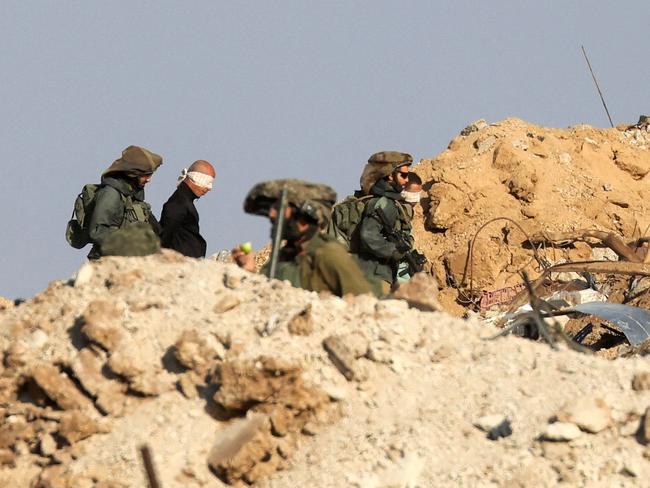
[359,203,399,259]
[318,245,372,296]
[88,187,125,245]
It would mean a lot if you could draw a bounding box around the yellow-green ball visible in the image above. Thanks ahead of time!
[239,242,253,254]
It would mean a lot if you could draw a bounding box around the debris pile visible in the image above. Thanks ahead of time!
[413,117,650,316]
[1,252,650,486]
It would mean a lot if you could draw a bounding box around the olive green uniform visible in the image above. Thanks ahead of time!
[357,179,414,285]
[87,145,162,259]
[262,234,373,297]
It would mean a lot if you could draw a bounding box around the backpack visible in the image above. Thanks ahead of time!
[325,195,374,252]
[65,183,149,249]
[65,184,102,249]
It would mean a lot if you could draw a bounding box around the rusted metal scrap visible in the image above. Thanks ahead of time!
[497,261,650,327]
[479,283,527,311]
[529,230,645,263]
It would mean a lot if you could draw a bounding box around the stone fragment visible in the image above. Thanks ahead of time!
[39,433,57,456]
[174,329,217,373]
[177,371,201,399]
[556,396,612,433]
[632,371,650,391]
[542,422,582,441]
[391,273,441,312]
[30,364,96,412]
[81,300,124,351]
[73,263,95,287]
[58,410,107,444]
[558,153,572,164]
[642,407,650,445]
[474,415,506,433]
[287,304,314,336]
[128,373,173,397]
[460,119,488,136]
[0,447,16,467]
[323,335,357,381]
[70,348,127,416]
[367,340,392,364]
[213,293,241,313]
[207,414,268,470]
[107,351,144,379]
[474,134,497,154]
[0,296,14,311]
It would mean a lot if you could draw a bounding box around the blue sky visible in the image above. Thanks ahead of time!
[1,1,648,298]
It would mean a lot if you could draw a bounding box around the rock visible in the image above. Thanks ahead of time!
[29,364,96,412]
[474,134,498,154]
[213,292,241,313]
[206,413,268,473]
[642,407,650,445]
[323,335,357,381]
[621,460,641,477]
[128,373,173,397]
[73,263,95,287]
[0,296,14,311]
[474,414,506,433]
[556,396,612,433]
[0,447,16,467]
[367,340,393,364]
[391,273,441,312]
[81,300,124,351]
[174,329,217,373]
[460,119,488,136]
[39,433,57,456]
[70,348,127,416]
[542,422,582,441]
[287,304,314,336]
[632,372,650,391]
[58,410,107,444]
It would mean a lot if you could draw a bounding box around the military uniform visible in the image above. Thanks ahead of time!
[244,179,374,297]
[355,151,415,292]
[88,146,162,259]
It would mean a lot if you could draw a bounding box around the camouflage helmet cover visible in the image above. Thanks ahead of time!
[360,151,413,195]
[244,179,337,228]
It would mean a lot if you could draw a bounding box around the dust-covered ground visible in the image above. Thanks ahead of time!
[1,251,649,487]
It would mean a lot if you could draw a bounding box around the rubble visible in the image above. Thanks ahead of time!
[2,118,650,486]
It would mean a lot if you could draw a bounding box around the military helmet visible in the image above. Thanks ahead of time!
[244,179,337,228]
[360,151,413,195]
[103,145,163,178]
[367,151,413,166]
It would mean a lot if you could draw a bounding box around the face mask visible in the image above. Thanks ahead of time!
[401,190,421,204]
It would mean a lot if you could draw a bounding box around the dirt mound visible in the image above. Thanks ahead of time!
[413,117,650,313]
[1,252,649,486]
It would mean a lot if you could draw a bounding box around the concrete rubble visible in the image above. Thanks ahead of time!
[1,118,650,486]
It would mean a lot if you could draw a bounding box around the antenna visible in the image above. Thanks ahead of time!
[581,45,614,128]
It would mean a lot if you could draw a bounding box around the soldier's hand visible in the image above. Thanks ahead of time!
[231,248,256,272]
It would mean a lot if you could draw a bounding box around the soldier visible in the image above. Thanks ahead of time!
[356,151,417,294]
[87,145,162,259]
[396,172,424,283]
[232,179,374,297]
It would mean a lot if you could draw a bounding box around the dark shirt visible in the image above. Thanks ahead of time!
[160,182,207,258]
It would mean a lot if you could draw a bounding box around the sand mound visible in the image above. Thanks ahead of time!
[412,117,650,313]
[1,251,649,487]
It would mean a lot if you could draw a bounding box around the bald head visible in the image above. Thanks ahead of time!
[183,160,216,197]
[188,160,215,177]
